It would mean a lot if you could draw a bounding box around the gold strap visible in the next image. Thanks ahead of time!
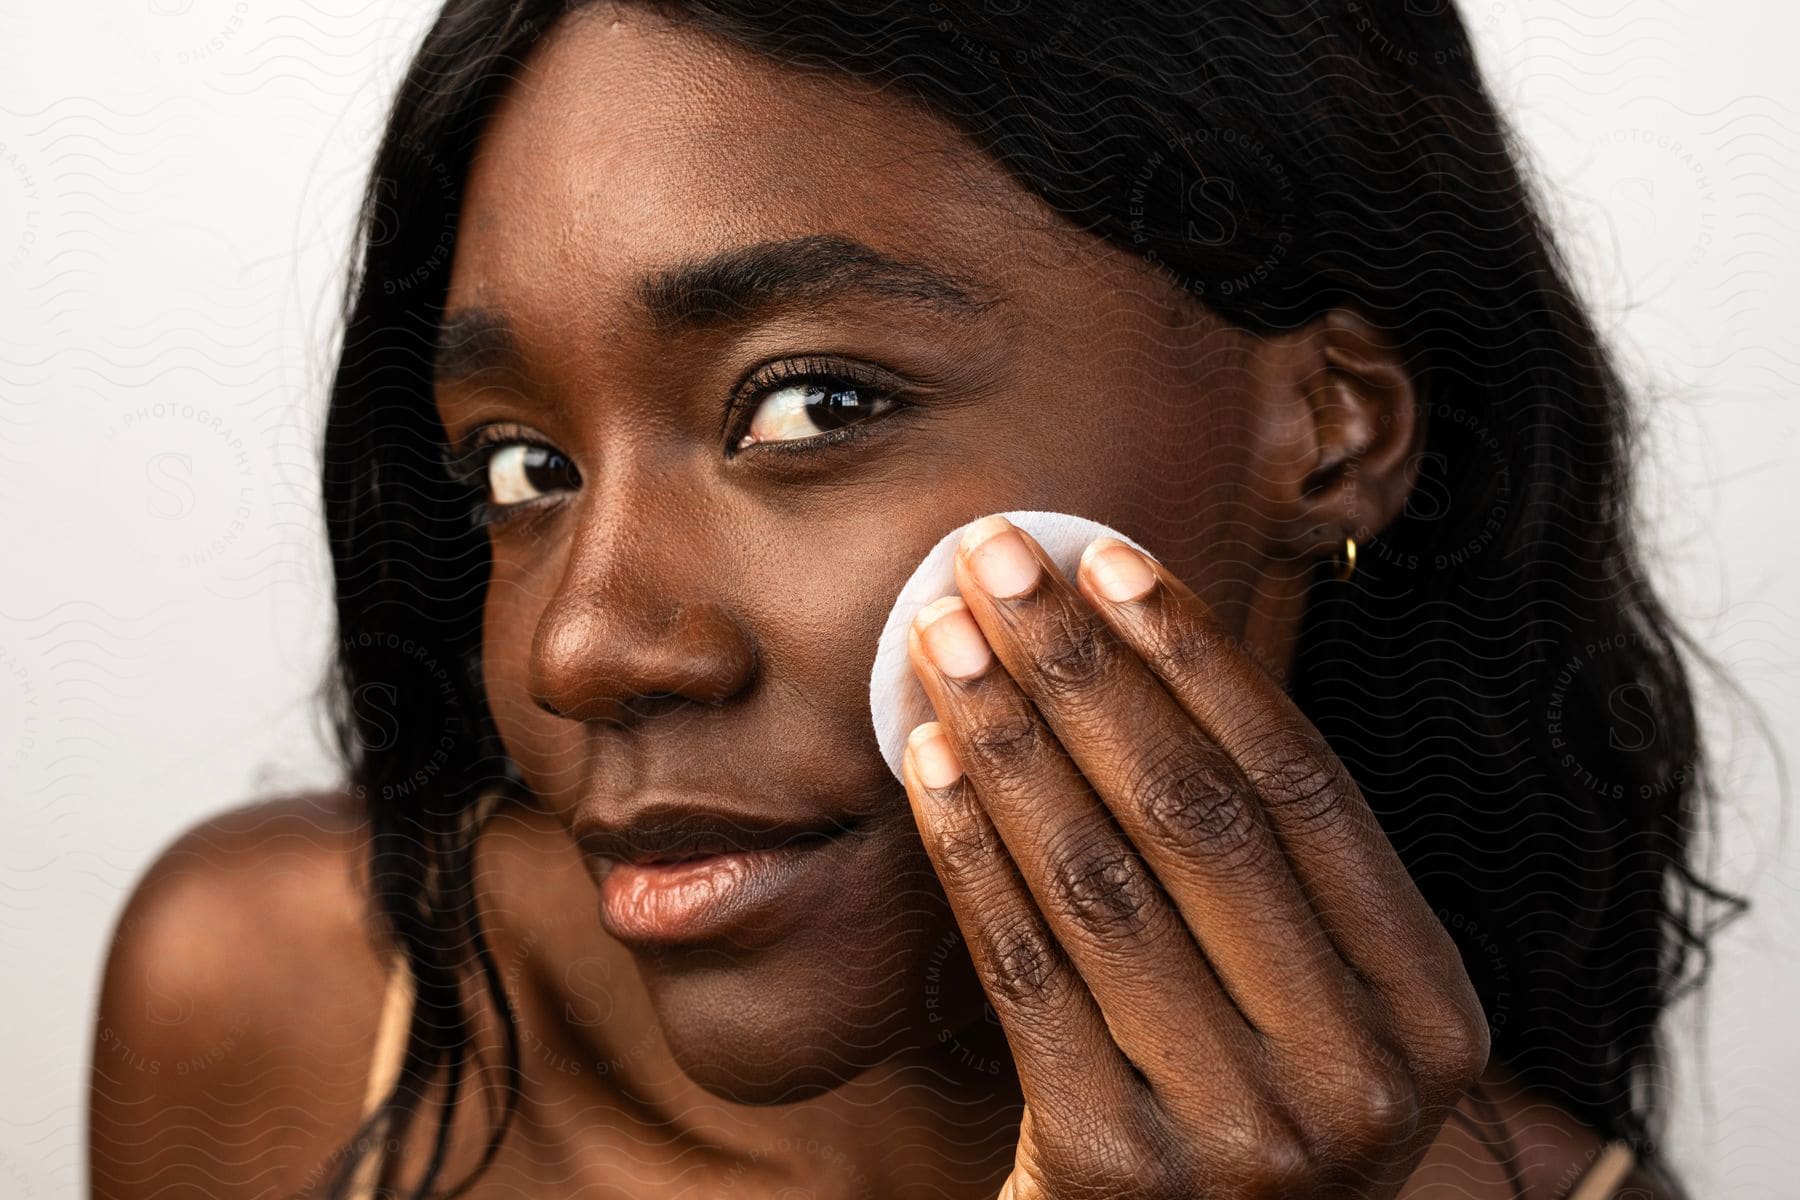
[1568,1142,1636,1200]
[345,788,502,1196]
[345,955,415,1199]
[363,955,415,1116]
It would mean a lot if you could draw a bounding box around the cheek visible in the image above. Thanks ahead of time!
[729,539,901,756]
[997,333,1266,609]
[992,340,1229,521]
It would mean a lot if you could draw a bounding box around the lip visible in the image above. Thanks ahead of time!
[577,803,861,948]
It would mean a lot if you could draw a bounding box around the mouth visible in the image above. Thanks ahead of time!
[576,805,864,948]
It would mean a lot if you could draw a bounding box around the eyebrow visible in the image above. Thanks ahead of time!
[432,306,520,385]
[432,234,1002,385]
[637,233,1001,329]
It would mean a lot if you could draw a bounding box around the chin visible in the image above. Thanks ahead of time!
[629,950,916,1102]
[632,867,982,1104]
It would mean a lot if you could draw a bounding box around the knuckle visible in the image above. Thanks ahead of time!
[1045,831,1160,941]
[927,796,1003,891]
[981,914,1067,1011]
[1431,994,1493,1087]
[1311,1056,1423,1154]
[1215,1117,1314,1199]
[1029,608,1117,696]
[1244,724,1347,827]
[1401,970,1492,1089]
[1353,1065,1423,1148]
[1131,739,1264,867]
[1127,1150,1184,1200]
[1042,1117,1187,1200]
[961,701,1046,773]
[1147,611,1230,687]
[1456,1013,1494,1082]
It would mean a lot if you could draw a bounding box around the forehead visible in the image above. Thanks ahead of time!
[449,5,1049,310]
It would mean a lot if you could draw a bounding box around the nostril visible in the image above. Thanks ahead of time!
[622,691,691,721]
[527,595,759,724]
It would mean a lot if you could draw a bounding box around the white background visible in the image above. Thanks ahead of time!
[2,2,1795,1196]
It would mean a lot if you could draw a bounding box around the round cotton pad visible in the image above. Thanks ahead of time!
[868,510,1154,784]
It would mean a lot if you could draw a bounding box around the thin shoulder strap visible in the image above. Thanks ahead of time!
[354,786,498,1125]
[363,954,415,1117]
[345,788,502,1197]
[1568,1141,1637,1200]
[344,954,415,1200]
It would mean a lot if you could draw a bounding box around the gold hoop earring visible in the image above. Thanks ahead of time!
[1335,536,1357,583]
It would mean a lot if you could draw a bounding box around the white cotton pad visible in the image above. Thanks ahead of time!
[868,510,1154,784]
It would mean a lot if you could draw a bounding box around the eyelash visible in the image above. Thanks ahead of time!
[449,355,908,529]
[445,424,565,530]
[722,354,907,461]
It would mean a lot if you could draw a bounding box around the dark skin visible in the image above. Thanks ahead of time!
[89,6,1680,1197]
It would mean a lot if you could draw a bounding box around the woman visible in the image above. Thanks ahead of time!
[88,1,1738,1196]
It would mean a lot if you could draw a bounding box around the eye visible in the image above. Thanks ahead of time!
[485,441,581,507]
[733,362,901,451]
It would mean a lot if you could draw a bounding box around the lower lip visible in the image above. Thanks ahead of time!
[596,838,844,947]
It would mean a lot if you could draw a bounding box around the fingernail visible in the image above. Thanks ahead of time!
[960,514,1041,600]
[907,722,964,789]
[1080,537,1157,603]
[913,595,993,679]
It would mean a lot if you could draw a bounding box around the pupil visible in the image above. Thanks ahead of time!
[803,383,866,432]
[523,446,576,492]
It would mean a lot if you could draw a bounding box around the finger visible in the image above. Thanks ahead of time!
[943,518,1377,1047]
[1074,535,1487,1085]
[906,604,1262,1109]
[899,723,1151,1138]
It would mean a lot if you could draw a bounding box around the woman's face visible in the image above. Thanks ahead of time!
[436,3,1310,1100]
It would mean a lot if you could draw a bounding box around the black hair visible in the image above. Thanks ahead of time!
[320,1,1745,1194]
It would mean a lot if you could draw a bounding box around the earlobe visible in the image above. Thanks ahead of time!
[1286,308,1423,555]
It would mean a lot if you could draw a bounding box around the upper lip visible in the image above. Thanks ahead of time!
[574,800,860,866]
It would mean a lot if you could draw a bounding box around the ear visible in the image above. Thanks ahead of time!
[1253,308,1423,559]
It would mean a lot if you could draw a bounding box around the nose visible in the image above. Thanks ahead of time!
[527,538,758,726]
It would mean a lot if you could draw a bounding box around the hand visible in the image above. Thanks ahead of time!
[900,514,1490,1199]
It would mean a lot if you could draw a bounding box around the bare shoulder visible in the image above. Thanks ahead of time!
[89,789,394,1200]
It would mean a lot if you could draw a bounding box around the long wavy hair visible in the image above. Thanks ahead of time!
[318,1,1744,1194]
